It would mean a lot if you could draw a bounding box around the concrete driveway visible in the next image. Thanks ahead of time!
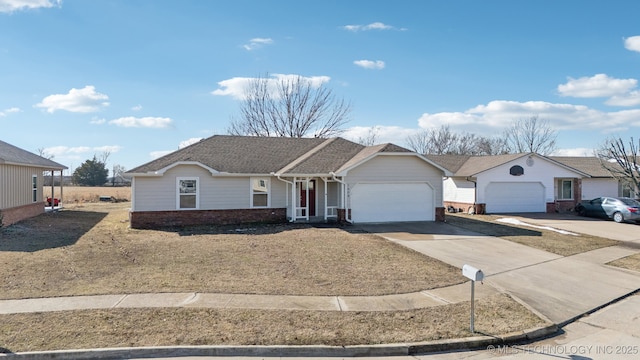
[357,221,640,325]
[356,221,562,276]
[499,212,640,243]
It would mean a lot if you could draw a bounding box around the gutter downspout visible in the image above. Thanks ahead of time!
[466,176,478,214]
[329,172,352,223]
[272,173,296,222]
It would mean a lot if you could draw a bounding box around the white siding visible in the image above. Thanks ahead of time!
[0,164,44,209]
[477,157,581,204]
[443,177,475,203]
[345,154,444,206]
[132,164,288,212]
[270,178,287,208]
[582,178,619,200]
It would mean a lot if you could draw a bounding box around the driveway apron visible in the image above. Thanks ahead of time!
[358,221,640,325]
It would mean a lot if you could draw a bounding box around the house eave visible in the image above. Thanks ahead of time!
[0,160,67,170]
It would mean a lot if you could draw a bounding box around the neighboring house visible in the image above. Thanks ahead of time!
[125,135,450,229]
[0,140,67,226]
[426,153,627,214]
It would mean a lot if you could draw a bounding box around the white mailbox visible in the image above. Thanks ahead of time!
[462,264,484,282]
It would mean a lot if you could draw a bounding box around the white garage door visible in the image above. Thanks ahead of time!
[485,182,545,213]
[350,183,434,223]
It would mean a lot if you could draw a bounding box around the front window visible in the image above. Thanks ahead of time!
[32,175,37,202]
[177,177,198,209]
[251,177,270,207]
[558,179,573,200]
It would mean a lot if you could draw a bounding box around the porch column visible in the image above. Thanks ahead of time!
[323,178,328,221]
[291,176,297,220]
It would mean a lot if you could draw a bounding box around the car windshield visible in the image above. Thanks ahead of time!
[619,198,640,207]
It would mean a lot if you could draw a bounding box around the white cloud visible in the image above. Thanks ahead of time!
[354,60,385,70]
[0,0,60,13]
[343,22,395,32]
[418,100,640,134]
[150,150,173,159]
[624,35,640,53]
[131,104,143,111]
[44,146,91,157]
[94,145,122,153]
[90,117,106,125]
[179,137,203,148]
[552,148,595,157]
[243,37,273,51]
[108,116,173,128]
[557,74,637,98]
[342,125,418,145]
[212,74,331,100]
[0,107,20,116]
[605,90,640,107]
[36,85,110,113]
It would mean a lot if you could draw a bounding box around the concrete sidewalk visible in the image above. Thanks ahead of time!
[0,282,500,315]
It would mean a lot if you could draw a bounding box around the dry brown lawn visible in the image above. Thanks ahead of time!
[0,202,548,351]
[0,294,545,352]
[608,253,640,272]
[43,186,131,203]
[445,213,619,256]
[1,202,465,299]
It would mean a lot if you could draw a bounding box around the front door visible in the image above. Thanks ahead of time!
[300,180,316,216]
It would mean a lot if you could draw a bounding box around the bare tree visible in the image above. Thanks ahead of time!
[504,115,557,155]
[405,125,509,155]
[37,147,54,160]
[99,151,111,165]
[596,136,640,197]
[356,126,379,146]
[228,74,352,138]
[406,126,457,155]
[111,164,127,186]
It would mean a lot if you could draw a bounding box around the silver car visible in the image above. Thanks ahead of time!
[575,197,640,223]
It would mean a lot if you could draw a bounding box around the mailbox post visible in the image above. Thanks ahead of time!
[462,264,484,333]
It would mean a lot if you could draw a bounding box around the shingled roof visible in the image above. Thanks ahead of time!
[127,135,420,176]
[425,153,526,176]
[426,153,619,178]
[0,140,67,169]
[549,156,620,177]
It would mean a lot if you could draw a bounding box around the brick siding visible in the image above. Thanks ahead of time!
[0,202,44,227]
[130,208,287,229]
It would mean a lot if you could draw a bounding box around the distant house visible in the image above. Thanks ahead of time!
[0,140,67,226]
[426,153,628,214]
[125,135,450,229]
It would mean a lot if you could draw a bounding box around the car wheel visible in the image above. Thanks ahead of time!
[613,212,624,223]
[576,206,586,216]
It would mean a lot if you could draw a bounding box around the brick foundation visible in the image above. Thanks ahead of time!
[130,208,287,229]
[550,200,578,213]
[0,202,44,227]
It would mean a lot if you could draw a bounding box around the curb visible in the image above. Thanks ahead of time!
[0,324,558,359]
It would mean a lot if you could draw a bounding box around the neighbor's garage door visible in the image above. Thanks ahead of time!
[350,183,434,223]
[485,182,545,213]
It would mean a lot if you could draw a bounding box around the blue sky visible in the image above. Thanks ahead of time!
[1,0,640,174]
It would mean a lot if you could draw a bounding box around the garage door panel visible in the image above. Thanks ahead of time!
[485,182,545,213]
[351,183,434,223]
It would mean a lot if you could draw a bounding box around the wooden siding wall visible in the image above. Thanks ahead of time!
[0,164,43,210]
[345,155,444,206]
